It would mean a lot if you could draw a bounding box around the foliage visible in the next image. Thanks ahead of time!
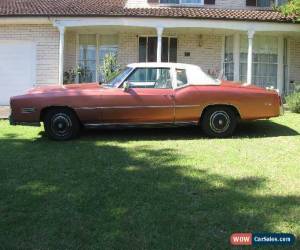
[279,0,300,20]
[77,65,94,83]
[0,113,300,249]
[98,53,120,83]
[286,92,300,113]
[64,66,95,84]
[63,68,77,84]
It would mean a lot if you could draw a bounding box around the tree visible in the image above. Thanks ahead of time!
[279,0,300,20]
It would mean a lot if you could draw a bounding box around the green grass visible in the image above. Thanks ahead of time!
[0,113,300,250]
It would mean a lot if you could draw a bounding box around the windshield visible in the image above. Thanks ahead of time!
[103,67,132,88]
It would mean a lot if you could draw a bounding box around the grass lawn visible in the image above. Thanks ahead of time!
[0,113,299,249]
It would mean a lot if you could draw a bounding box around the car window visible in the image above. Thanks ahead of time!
[104,67,132,88]
[176,69,188,87]
[126,68,172,89]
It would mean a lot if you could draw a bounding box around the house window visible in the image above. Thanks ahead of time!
[257,0,273,7]
[246,0,276,7]
[160,0,203,5]
[138,37,177,63]
[277,0,288,6]
[224,35,234,81]
[240,35,278,88]
[98,35,119,82]
[79,34,97,82]
[78,34,118,83]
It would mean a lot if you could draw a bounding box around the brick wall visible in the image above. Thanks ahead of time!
[177,33,223,75]
[0,24,59,85]
[117,31,223,74]
[215,0,245,9]
[118,32,139,68]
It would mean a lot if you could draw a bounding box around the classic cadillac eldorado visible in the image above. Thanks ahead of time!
[10,63,283,140]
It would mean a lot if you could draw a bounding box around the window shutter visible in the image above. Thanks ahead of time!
[204,0,215,4]
[148,0,159,3]
[246,0,257,6]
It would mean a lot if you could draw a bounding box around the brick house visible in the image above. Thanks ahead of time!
[0,0,300,105]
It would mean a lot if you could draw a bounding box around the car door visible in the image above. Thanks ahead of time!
[174,68,202,123]
[100,67,175,124]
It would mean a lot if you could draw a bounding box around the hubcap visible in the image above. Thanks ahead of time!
[50,113,72,137]
[209,111,230,133]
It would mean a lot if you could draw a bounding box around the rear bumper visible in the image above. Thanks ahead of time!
[9,115,40,127]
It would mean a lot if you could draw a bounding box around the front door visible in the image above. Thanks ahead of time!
[101,67,174,124]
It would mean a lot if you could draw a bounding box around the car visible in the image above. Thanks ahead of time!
[10,62,283,140]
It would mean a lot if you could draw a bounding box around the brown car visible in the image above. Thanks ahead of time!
[10,63,283,140]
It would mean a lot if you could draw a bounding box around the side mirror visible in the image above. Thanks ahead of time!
[123,81,130,91]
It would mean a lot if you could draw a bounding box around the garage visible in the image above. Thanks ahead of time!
[0,41,36,105]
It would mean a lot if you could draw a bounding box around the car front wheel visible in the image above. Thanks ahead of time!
[201,106,237,138]
[44,108,80,141]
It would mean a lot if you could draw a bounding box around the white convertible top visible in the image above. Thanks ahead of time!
[127,62,220,86]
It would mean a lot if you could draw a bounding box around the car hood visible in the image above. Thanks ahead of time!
[27,83,101,94]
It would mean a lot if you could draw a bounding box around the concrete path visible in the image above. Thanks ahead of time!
[0,106,10,119]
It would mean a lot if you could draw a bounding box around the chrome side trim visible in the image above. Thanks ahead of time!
[84,121,198,128]
[21,107,36,114]
[75,105,200,110]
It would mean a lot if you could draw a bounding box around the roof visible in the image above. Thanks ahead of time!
[128,62,195,68]
[127,62,220,86]
[0,0,295,23]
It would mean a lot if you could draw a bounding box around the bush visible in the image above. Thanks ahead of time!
[286,92,300,113]
[98,53,120,83]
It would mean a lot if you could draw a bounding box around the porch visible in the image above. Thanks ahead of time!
[55,17,300,94]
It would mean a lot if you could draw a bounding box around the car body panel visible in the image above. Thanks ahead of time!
[98,87,174,123]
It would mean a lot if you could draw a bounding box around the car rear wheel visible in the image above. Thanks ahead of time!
[43,108,80,141]
[201,106,237,138]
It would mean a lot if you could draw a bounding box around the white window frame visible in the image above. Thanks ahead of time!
[159,0,203,6]
[76,32,119,83]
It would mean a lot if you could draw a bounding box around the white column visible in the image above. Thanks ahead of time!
[246,30,255,85]
[277,36,284,94]
[233,33,240,82]
[156,27,164,62]
[58,26,65,85]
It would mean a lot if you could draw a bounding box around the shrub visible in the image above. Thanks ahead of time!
[286,92,300,113]
[98,53,120,83]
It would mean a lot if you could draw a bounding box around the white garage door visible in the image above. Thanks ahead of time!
[0,41,36,105]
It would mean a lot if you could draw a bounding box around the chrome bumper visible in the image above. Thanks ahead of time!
[9,115,40,127]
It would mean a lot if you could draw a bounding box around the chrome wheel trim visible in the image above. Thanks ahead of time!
[50,113,73,137]
[209,111,230,133]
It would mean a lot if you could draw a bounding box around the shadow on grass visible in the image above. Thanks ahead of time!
[0,138,299,249]
[78,120,298,141]
[1,119,299,142]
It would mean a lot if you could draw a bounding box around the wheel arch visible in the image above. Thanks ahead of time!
[200,104,241,123]
[40,106,80,123]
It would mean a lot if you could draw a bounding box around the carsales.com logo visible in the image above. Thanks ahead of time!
[230,233,296,246]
